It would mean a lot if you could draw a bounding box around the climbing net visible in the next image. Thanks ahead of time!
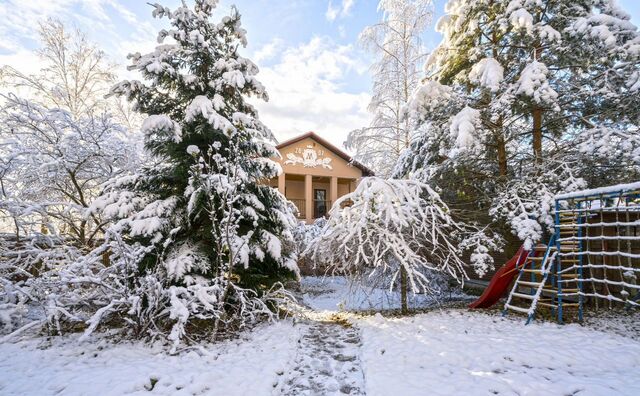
[555,182,640,318]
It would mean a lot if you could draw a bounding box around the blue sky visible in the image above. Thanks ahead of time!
[0,0,638,148]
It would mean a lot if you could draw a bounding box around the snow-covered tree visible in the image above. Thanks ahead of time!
[308,177,500,313]
[0,94,138,247]
[0,18,144,251]
[46,0,299,348]
[0,19,142,129]
[395,0,640,247]
[490,160,586,249]
[345,0,433,176]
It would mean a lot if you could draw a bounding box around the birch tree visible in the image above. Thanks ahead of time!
[345,0,433,177]
[0,19,142,129]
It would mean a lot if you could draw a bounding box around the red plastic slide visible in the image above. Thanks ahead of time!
[468,246,529,309]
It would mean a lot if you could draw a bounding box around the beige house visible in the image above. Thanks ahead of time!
[269,132,373,224]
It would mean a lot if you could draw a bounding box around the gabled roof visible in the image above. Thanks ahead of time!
[275,131,374,176]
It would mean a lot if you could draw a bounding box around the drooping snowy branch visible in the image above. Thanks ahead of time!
[308,177,501,299]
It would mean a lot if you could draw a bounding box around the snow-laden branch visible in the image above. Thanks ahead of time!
[307,177,501,300]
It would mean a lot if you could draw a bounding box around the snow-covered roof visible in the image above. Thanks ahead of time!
[556,181,640,200]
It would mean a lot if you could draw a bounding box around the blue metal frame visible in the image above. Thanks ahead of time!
[554,200,563,324]
[553,188,640,323]
[576,200,584,322]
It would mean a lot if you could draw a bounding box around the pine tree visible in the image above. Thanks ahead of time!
[80,0,298,347]
[395,0,640,248]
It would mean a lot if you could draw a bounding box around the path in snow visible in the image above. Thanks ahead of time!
[276,316,365,396]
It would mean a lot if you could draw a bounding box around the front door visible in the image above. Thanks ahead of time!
[314,189,327,218]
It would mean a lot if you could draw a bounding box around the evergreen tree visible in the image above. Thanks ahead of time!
[395,0,640,248]
[79,0,298,348]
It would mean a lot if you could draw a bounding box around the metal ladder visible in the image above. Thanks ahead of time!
[503,235,558,324]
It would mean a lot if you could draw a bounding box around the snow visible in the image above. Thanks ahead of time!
[164,243,207,281]
[186,145,200,155]
[0,321,299,396]
[449,106,482,155]
[537,24,561,42]
[301,276,470,312]
[468,58,503,92]
[515,61,559,106]
[2,279,640,395]
[407,80,452,117]
[556,181,640,200]
[141,114,182,143]
[358,310,640,396]
[275,316,365,395]
[509,8,534,33]
[222,70,246,89]
[184,95,234,132]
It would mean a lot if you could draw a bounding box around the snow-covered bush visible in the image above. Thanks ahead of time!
[307,177,501,312]
[0,95,138,248]
[0,20,142,252]
[292,218,327,275]
[0,231,84,335]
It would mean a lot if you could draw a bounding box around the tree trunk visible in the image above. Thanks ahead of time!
[79,219,87,246]
[495,115,507,178]
[497,134,508,177]
[400,266,408,314]
[532,107,543,165]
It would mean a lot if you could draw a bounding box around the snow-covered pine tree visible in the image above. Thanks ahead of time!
[346,0,433,177]
[75,0,298,347]
[395,0,640,248]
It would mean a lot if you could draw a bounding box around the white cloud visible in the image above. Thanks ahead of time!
[253,38,284,64]
[326,2,339,21]
[252,36,370,150]
[342,0,356,15]
[326,0,355,22]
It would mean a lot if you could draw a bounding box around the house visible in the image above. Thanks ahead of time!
[269,131,373,224]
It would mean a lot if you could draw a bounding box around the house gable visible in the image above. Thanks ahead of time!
[275,132,371,178]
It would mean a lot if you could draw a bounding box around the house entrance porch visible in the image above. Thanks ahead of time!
[276,173,356,224]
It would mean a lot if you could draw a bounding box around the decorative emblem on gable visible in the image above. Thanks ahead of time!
[284,145,333,169]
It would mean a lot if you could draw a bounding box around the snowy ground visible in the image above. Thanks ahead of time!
[301,276,471,312]
[276,313,365,395]
[1,277,640,395]
[0,321,300,395]
[359,311,640,395]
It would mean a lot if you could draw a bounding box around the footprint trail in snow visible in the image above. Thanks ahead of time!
[276,319,365,395]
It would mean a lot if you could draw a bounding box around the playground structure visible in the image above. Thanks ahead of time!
[471,182,640,323]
